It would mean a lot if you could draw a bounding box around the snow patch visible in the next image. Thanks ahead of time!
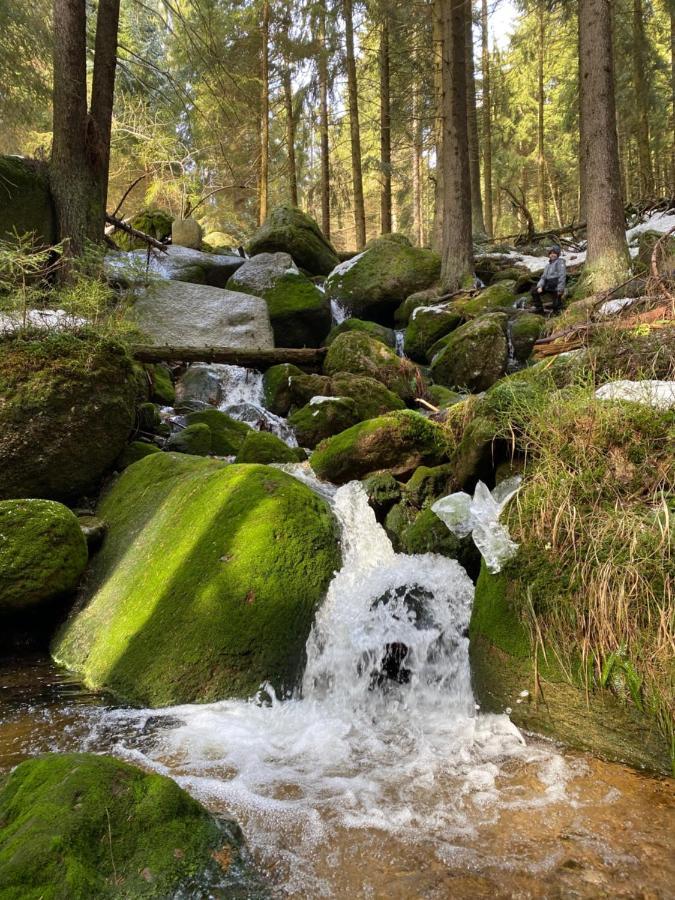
[595,380,675,410]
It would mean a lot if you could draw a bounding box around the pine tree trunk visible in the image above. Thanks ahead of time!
[318,0,331,239]
[344,0,367,248]
[465,0,486,237]
[632,0,655,196]
[669,0,675,193]
[536,0,547,229]
[480,0,493,238]
[440,0,474,290]
[283,65,299,207]
[579,0,630,290]
[258,0,270,226]
[90,0,121,231]
[412,35,424,247]
[432,0,445,250]
[379,7,393,234]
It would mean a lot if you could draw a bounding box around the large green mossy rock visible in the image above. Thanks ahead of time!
[324,318,396,348]
[0,330,137,502]
[184,408,251,455]
[0,156,56,245]
[324,331,421,402]
[324,236,441,321]
[263,363,305,415]
[115,208,173,251]
[509,311,544,362]
[289,397,360,448]
[0,500,88,613]
[227,252,331,347]
[165,422,212,456]
[117,441,161,470]
[452,280,518,318]
[404,306,463,363]
[234,430,300,464]
[52,454,340,706]
[0,752,256,900]
[470,563,671,774]
[287,373,334,409]
[329,373,406,419]
[310,410,449,484]
[246,206,339,276]
[430,313,509,392]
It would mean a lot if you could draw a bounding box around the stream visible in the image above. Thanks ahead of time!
[2,366,673,899]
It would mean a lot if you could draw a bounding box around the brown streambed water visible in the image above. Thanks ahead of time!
[1,654,673,899]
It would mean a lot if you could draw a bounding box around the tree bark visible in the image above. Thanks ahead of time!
[465,0,486,237]
[344,0,367,248]
[668,0,675,194]
[432,0,445,251]
[536,0,547,229]
[440,0,474,290]
[133,345,327,371]
[379,5,393,235]
[480,0,493,238]
[632,0,655,196]
[318,0,331,238]
[283,64,299,207]
[90,0,121,231]
[579,0,630,290]
[258,0,270,226]
[412,32,424,247]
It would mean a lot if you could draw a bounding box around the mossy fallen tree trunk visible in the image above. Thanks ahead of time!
[133,345,327,371]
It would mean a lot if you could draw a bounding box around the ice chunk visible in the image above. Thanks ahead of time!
[432,477,522,573]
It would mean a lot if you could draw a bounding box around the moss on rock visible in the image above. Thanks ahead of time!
[0,330,137,502]
[428,385,463,409]
[146,364,175,406]
[399,508,480,577]
[0,752,255,899]
[263,363,305,416]
[115,208,173,251]
[166,422,212,456]
[310,410,449,484]
[329,373,406,419]
[404,307,463,363]
[402,463,456,508]
[452,280,518,318]
[394,288,443,326]
[324,318,396,348]
[0,500,88,613]
[246,206,339,275]
[52,454,340,705]
[324,331,421,402]
[509,312,544,362]
[362,473,402,512]
[324,238,441,321]
[117,441,161,470]
[184,409,251,456]
[430,314,509,392]
[289,397,360,448]
[0,156,56,245]
[234,430,300,464]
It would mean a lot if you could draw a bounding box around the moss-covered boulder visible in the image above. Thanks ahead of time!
[0,330,137,502]
[0,500,88,613]
[234,430,299,464]
[52,454,340,705]
[184,409,251,456]
[329,373,406,419]
[289,397,360,448]
[324,236,441,321]
[166,422,212,456]
[394,288,444,326]
[146,364,175,406]
[509,311,544,362]
[398,508,480,577]
[404,306,463,363]
[310,410,448,484]
[636,228,675,275]
[115,207,173,251]
[262,363,305,415]
[452,280,518,318]
[362,472,402,513]
[117,441,161,470]
[324,331,421,402]
[227,252,331,347]
[0,156,56,245]
[0,752,255,899]
[246,206,339,276]
[428,385,463,409]
[402,463,456,508]
[324,318,396,348]
[430,313,509,392]
[287,373,334,409]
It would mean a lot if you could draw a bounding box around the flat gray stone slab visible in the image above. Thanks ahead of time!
[106,245,245,287]
[133,281,274,350]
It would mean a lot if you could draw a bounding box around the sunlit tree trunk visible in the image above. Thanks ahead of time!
[432,0,444,250]
[480,0,493,238]
[318,0,331,238]
[668,0,674,193]
[344,0,367,248]
[440,0,473,290]
[465,0,486,237]
[579,0,630,291]
[412,34,424,247]
[632,0,655,196]
[258,0,270,226]
[283,65,299,207]
[379,5,392,234]
[536,0,547,229]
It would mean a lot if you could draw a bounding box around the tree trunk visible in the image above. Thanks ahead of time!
[283,64,299,207]
[465,0,486,237]
[319,0,331,238]
[632,0,655,196]
[412,36,424,247]
[258,0,270,226]
[579,0,630,291]
[90,0,121,232]
[536,0,547,229]
[344,0,367,248]
[432,0,445,250]
[669,0,675,194]
[379,6,393,235]
[480,0,493,238]
[440,0,474,290]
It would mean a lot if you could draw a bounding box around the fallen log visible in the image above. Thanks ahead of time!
[132,345,327,371]
[105,213,168,252]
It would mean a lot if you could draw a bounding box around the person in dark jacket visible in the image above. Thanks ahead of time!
[530,245,566,313]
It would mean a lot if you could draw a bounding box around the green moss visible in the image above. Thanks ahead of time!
[52,454,340,705]
[136,402,160,433]
[0,752,255,899]
[234,430,300,464]
[404,307,463,363]
[362,473,402,509]
[287,373,333,408]
[470,563,531,659]
[452,280,517,318]
[430,314,508,392]
[258,272,332,347]
[428,385,463,409]
[329,373,405,419]
[146,364,175,405]
[117,441,161,470]
[400,508,480,575]
[0,156,56,245]
[384,501,417,550]
[115,208,173,251]
[403,463,455,508]
[246,206,339,275]
[185,409,251,455]
[509,312,544,362]
[324,331,421,401]
[394,288,443,326]
[289,397,360,448]
[310,410,449,484]
[166,422,212,456]
[0,500,88,612]
[263,363,305,416]
[0,329,137,501]
[324,318,396,348]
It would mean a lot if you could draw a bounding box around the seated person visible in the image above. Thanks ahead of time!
[531,245,566,313]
